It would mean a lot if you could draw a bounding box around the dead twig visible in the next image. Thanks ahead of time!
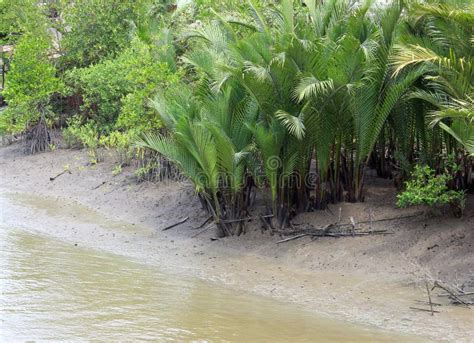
[414,300,442,306]
[191,223,214,238]
[276,233,308,244]
[410,307,440,313]
[432,281,471,308]
[426,281,434,315]
[260,215,273,232]
[221,217,252,224]
[161,216,189,231]
[50,169,72,181]
[275,224,392,244]
[350,216,356,237]
[331,214,421,230]
[92,181,107,190]
[437,292,474,297]
[191,216,212,230]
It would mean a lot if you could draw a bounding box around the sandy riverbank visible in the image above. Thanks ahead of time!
[1,143,473,342]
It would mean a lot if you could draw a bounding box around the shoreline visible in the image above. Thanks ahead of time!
[1,144,473,342]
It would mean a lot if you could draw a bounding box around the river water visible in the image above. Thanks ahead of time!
[0,193,427,342]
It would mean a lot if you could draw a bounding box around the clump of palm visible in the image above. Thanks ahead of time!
[139,0,472,235]
[137,84,258,237]
[391,0,474,156]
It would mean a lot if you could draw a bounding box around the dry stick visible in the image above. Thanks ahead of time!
[260,215,273,232]
[414,300,442,307]
[438,292,474,297]
[92,181,107,190]
[276,229,391,243]
[426,281,435,316]
[332,213,422,229]
[191,216,212,230]
[191,223,214,238]
[353,213,422,225]
[50,169,72,181]
[350,216,356,237]
[324,231,392,237]
[161,216,189,231]
[276,233,308,244]
[369,208,373,230]
[433,281,471,308]
[221,217,252,224]
[409,307,440,313]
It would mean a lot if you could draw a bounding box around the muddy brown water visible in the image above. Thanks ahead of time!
[0,193,428,342]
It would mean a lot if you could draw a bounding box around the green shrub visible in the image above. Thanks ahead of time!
[134,161,160,182]
[1,33,64,135]
[99,131,136,166]
[60,0,141,67]
[62,117,83,149]
[66,38,179,132]
[62,119,101,164]
[397,165,466,216]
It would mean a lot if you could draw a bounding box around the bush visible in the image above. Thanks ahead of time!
[60,0,141,68]
[66,38,179,132]
[397,165,466,216]
[99,131,135,166]
[0,33,64,136]
[62,119,101,164]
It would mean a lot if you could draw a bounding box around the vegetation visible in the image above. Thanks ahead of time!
[0,0,472,236]
[397,164,465,216]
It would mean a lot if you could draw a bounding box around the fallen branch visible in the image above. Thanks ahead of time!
[222,217,252,224]
[50,169,72,181]
[162,216,189,231]
[191,216,212,230]
[276,227,392,243]
[432,281,471,308]
[260,215,273,232]
[409,307,440,313]
[414,300,442,307]
[336,213,422,228]
[437,291,474,297]
[426,281,435,315]
[191,223,214,238]
[276,233,308,244]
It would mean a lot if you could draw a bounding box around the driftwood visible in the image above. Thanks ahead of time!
[161,216,189,231]
[50,169,72,181]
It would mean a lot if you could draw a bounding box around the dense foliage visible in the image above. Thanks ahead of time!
[1,33,64,136]
[0,0,472,235]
